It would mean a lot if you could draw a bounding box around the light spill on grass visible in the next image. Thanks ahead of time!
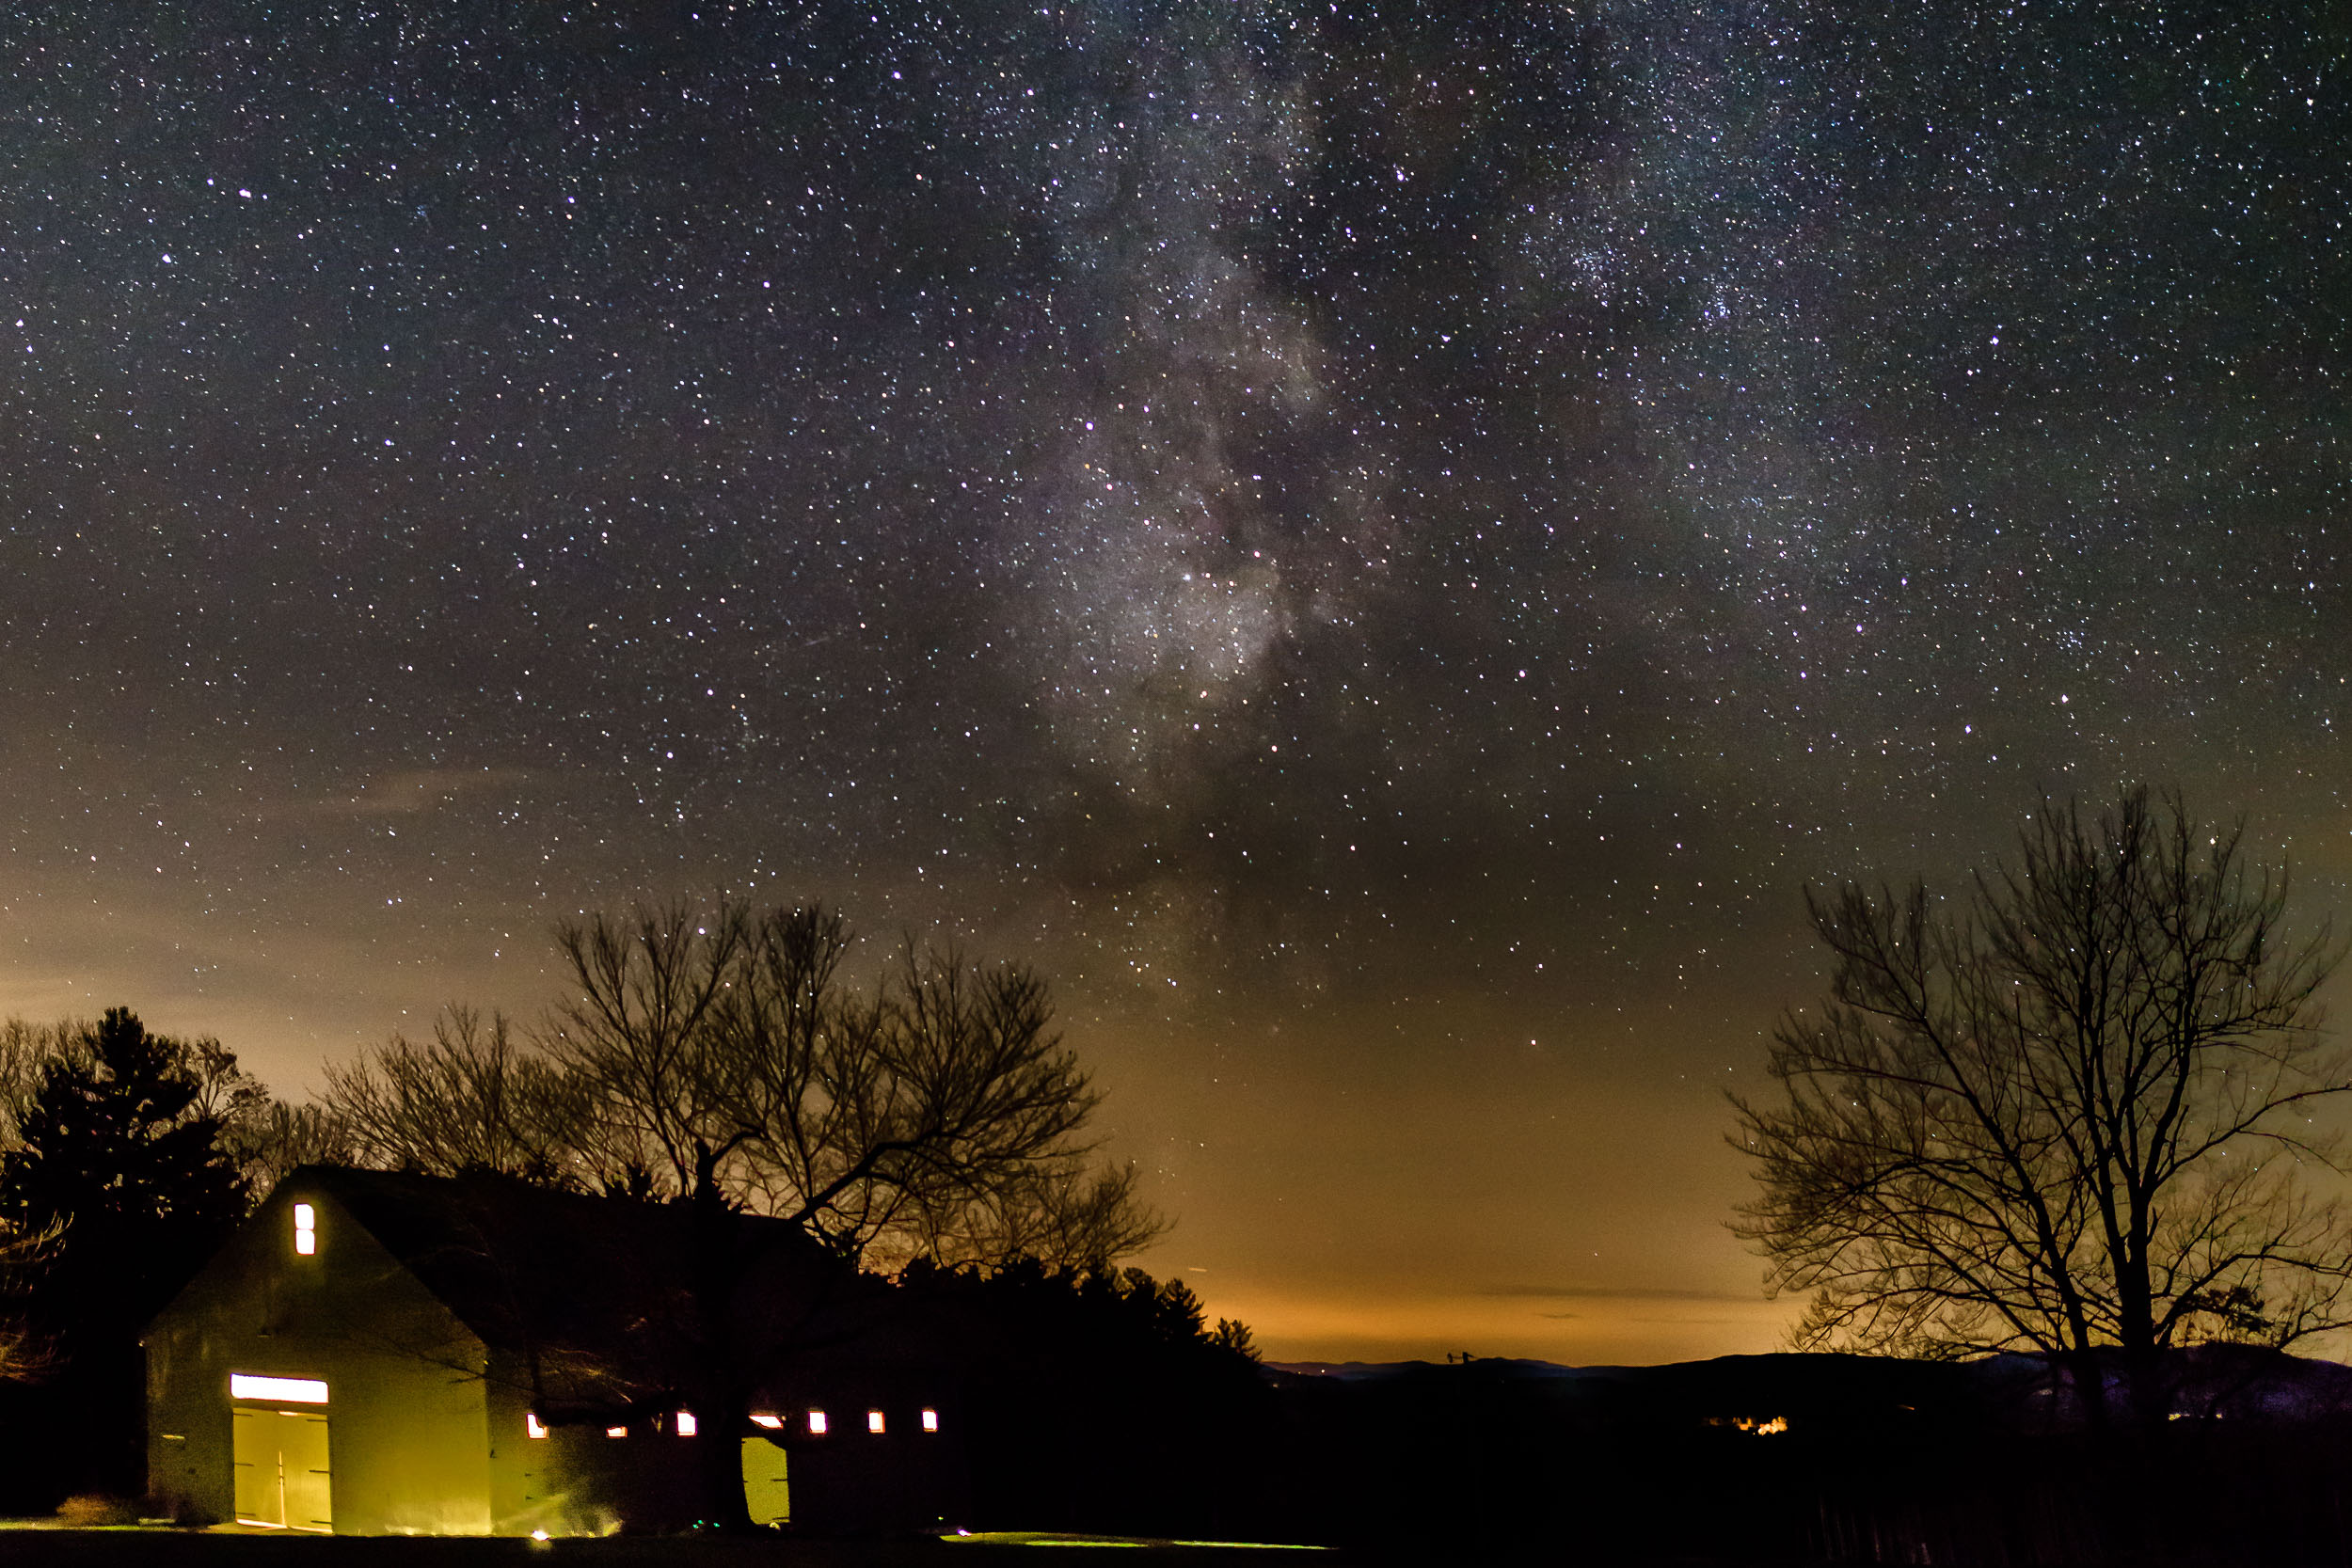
[944,1532,1327,1550]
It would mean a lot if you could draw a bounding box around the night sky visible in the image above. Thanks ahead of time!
[4,1,2346,1365]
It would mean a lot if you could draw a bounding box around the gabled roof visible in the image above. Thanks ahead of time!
[289,1164,853,1405]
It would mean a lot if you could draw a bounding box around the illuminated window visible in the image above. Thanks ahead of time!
[867,1409,885,1434]
[675,1411,697,1437]
[293,1203,316,1256]
[526,1413,548,1439]
[922,1407,940,1433]
[605,1426,628,1439]
[806,1410,828,1434]
[749,1413,783,1430]
[230,1374,328,1405]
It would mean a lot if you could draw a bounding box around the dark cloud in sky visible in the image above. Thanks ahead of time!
[2,0,2345,1362]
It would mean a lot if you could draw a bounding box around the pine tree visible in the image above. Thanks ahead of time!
[0,1008,254,1498]
[1,1008,249,1350]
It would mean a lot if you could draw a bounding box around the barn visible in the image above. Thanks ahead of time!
[142,1165,963,1536]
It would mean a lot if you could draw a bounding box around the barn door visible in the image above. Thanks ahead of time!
[281,1411,332,1531]
[232,1408,333,1532]
[740,1436,790,1526]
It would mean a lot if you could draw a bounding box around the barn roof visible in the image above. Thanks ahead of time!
[290,1164,859,1407]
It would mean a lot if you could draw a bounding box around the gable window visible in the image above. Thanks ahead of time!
[293,1203,316,1256]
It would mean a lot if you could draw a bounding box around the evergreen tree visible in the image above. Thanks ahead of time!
[0,1008,254,1499]
[0,1008,249,1346]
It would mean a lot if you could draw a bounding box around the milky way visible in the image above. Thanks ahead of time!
[2,0,2345,1362]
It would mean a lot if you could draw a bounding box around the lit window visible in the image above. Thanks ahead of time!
[230,1373,328,1405]
[293,1203,316,1256]
[922,1407,940,1433]
[675,1411,697,1437]
[749,1413,783,1430]
[806,1410,828,1434]
[526,1413,548,1439]
[605,1426,628,1439]
[867,1409,885,1434]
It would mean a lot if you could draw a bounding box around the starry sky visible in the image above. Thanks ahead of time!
[3,0,2346,1365]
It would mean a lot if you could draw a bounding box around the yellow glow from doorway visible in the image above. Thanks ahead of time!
[230,1374,327,1404]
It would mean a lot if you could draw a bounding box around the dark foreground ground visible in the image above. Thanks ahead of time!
[0,1531,1409,1568]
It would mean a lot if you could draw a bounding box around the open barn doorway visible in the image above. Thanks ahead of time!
[741,1436,789,1527]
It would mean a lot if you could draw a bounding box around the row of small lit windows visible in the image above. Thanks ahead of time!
[527,1407,940,1439]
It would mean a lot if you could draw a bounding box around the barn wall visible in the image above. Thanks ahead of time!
[485,1370,705,1536]
[143,1179,493,1534]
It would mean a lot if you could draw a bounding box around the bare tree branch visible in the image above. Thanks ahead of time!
[325,1006,582,1184]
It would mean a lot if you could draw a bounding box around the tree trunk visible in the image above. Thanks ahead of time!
[691,1374,756,1532]
[688,1172,757,1532]
[2066,1345,2111,1437]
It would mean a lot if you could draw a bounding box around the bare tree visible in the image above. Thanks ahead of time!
[0,1019,79,1153]
[1733,786,2352,1429]
[892,1157,1167,1275]
[319,901,1163,1265]
[535,896,1162,1529]
[540,897,756,1200]
[223,1101,358,1197]
[0,1219,63,1384]
[720,925,1120,1260]
[539,900,1161,1263]
[324,1006,583,1184]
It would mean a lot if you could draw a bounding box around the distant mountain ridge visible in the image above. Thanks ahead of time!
[1267,1344,2352,1422]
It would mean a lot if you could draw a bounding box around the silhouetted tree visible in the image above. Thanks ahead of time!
[222,1100,358,1197]
[1212,1315,1261,1361]
[541,902,1155,1260]
[1733,786,2352,1432]
[0,1221,62,1385]
[323,896,1163,1528]
[321,1006,574,1182]
[550,898,1167,1527]
[0,1008,258,1494]
[0,1017,72,1151]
